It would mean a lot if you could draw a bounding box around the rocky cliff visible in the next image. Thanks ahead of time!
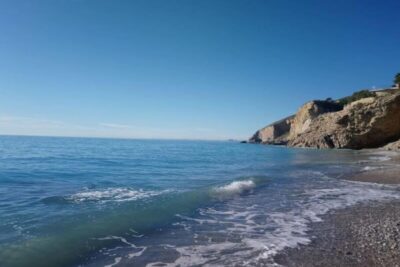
[249,116,294,144]
[289,100,343,139]
[249,89,400,150]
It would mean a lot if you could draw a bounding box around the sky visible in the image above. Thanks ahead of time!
[0,0,399,140]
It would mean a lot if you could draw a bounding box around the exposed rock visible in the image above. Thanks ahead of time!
[249,115,294,144]
[384,139,400,151]
[249,89,400,149]
[289,100,343,139]
[375,89,394,97]
[288,91,400,149]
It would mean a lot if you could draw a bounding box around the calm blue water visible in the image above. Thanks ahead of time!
[0,136,399,267]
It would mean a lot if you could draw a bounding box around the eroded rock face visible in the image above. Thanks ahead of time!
[249,116,294,144]
[249,89,400,149]
[289,100,343,139]
[384,140,400,151]
[288,91,400,149]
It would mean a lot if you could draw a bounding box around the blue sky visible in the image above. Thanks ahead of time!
[0,0,399,140]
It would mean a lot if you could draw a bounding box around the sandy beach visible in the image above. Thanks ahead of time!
[274,150,400,267]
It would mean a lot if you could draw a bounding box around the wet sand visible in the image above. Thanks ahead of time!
[346,167,400,184]
[274,150,400,267]
[347,151,400,184]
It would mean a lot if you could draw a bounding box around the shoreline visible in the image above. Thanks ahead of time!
[274,149,400,266]
[274,201,400,267]
[347,149,400,184]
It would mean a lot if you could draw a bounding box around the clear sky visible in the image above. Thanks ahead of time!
[0,0,399,140]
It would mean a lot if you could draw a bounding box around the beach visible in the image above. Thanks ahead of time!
[275,150,400,267]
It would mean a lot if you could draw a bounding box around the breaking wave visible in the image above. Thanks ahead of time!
[212,179,256,198]
[151,180,400,266]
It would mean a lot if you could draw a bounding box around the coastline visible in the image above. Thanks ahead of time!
[274,149,400,266]
[274,201,400,267]
[347,150,400,184]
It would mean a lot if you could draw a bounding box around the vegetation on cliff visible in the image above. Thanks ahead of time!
[394,73,400,87]
[337,90,376,106]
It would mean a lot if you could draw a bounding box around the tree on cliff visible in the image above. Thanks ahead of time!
[395,73,400,87]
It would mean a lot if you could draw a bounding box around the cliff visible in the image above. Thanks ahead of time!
[249,116,294,144]
[249,89,400,150]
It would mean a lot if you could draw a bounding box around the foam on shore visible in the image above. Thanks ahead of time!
[153,180,400,266]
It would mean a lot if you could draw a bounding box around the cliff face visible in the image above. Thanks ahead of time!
[289,100,343,139]
[249,116,294,144]
[249,89,400,150]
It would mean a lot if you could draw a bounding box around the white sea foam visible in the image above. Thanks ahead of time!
[68,188,165,203]
[212,180,256,198]
[104,257,122,267]
[96,235,147,267]
[159,180,400,267]
[362,166,380,171]
[369,155,391,162]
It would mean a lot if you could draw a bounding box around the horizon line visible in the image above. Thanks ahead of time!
[0,133,244,142]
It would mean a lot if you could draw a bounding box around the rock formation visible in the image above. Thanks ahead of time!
[289,100,343,139]
[383,140,400,151]
[249,89,400,150]
[249,116,294,144]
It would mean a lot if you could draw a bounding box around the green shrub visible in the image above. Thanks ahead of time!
[395,73,400,85]
[338,90,376,106]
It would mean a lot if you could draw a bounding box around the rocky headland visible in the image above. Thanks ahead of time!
[249,80,400,266]
[249,88,400,150]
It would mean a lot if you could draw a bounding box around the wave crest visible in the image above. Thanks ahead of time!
[42,188,166,204]
[68,188,163,203]
[212,180,256,198]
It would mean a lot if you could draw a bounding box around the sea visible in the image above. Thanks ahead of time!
[0,135,399,267]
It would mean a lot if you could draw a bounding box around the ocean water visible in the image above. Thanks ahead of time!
[0,136,399,267]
